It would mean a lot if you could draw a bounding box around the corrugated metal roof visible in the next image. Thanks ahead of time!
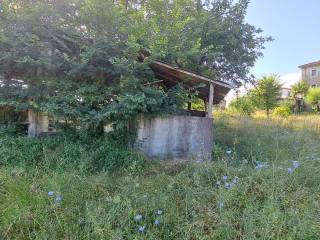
[151,61,232,104]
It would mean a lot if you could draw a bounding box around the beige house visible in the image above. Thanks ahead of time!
[280,87,291,99]
[299,60,320,87]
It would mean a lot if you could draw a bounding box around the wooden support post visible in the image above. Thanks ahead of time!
[188,102,191,110]
[203,100,207,112]
[207,83,214,118]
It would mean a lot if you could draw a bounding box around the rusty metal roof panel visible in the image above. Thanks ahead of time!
[150,61,232,103]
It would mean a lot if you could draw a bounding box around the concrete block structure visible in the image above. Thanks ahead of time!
[27,110,49,137]
[134,60,231,161]
[135,115,213,161]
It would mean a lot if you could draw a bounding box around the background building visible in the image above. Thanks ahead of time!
[299,60,320,87]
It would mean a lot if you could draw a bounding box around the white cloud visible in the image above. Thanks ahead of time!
[280,72,301,88]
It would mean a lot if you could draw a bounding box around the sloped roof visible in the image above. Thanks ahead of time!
[150,61,232,104]
[299,60,320,69]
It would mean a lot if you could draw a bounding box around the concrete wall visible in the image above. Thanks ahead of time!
[28,110,49,137]
[135,115,213,161]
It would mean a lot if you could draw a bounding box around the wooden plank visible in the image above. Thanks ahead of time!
[152,61,232,89]
[207,83,214,118]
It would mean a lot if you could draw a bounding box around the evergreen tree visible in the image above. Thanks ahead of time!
[250,75,282,116]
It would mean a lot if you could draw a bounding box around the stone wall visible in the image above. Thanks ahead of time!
[135,115,213,161]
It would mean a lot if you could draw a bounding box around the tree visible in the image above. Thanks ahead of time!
[291,80,309,113]
[250,75,282,116]
[306,88,320,111]
[127,0,272,87]
[291,80,309,98]
[229,95,255,116]
[0,0,271,138]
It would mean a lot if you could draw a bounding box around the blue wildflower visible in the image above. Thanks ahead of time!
[143,194,148,198]
[156,210,163,215]
[287,167,293,174]
[218,202,224,209]
[225,182,232,189]
[135,214,143,221]
[55,196,62,203]
[292,161,300,169]
[222,176,228,181]
[138,225,146,233]
[255,162,268,170]
[47,191,54,196]
[216,180,221,186]
[154,219,160,225]
[226,150,232,155]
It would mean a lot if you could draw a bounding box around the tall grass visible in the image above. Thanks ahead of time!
[1,115,320,239]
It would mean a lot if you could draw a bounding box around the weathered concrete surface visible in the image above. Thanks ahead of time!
[28,110,49,137]
[135,115,213,161]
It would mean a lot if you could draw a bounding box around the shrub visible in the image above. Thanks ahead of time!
[306,87,320,111]
[272,106,291,117]
[229,96,255,116]
[0,132,145,175]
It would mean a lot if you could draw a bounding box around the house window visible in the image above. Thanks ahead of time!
[311,69,317,76]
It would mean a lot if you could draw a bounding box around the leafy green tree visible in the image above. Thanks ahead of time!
[250,75,282,116]
[291,80,309,98]
[229,95,255,116]
[0,0,271,139]
[306,87,320,111]
[127,0,272,86]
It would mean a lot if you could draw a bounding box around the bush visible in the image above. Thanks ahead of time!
[306,87,320,111]
[272,106,291,117]
[0,132,146,175]
[229,96,255,116]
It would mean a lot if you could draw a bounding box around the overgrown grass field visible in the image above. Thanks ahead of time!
[1,114,320,239]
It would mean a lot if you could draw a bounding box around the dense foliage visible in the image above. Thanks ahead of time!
[272,105,291,117]
[229,95,255,115]
[0,0,270,136]
[291,80,310,98]
[306,87,320,111]
[250,75,282,116]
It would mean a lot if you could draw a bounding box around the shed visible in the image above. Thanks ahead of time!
[134,61,232,161]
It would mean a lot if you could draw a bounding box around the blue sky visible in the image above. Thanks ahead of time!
[246,0,320,84]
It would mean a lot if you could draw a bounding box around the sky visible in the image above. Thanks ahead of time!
[225,0,320,102]
[246,0,320,86]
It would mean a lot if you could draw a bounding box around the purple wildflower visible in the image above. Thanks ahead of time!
[47,191,54,197]
[292,161,300,169]
[138,225,146,233]
[135,214,143,221]
[55,196,62,203]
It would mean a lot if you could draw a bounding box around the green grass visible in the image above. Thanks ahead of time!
[1,115,320,239]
